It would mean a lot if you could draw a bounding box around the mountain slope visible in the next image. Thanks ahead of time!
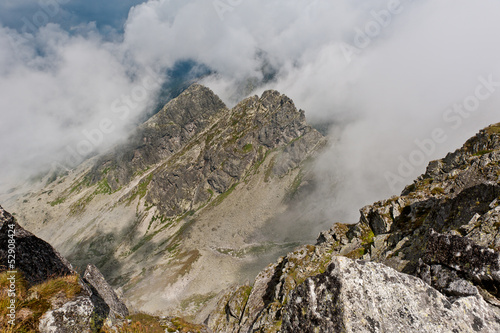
[2,84,325,317]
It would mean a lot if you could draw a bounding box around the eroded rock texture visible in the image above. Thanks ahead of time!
[282,257,500,333]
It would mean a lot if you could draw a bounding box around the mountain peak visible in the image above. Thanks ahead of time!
[145,83,227,129]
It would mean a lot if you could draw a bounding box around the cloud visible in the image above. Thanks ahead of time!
[2,0,500,227]
[0,23,162,189]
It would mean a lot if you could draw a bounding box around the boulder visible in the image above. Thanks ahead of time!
[39,296,95,333]
[282,256,500,333]
[83,263,129,319]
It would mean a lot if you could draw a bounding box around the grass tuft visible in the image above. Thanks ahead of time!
[0,272,81,333]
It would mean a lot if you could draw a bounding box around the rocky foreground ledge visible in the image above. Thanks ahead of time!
[0,205,128,332]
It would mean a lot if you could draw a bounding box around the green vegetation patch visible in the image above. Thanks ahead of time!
[431,187,445,195]
[130,232,157,253]
[69,175,92,194]
[242,143,253,153]
[264,156,277,182]
[486,123,500,135]
[101,313,168,333]
[284,171,303,201]
[69,178,121,215]
[49,197,66,206]
[360,229,375,245]
[345,247,366,259]
[167,316,207,333]
[474,149,494,156]
[95,178,113,195]
[127,173,154,205]
[179,292,217,312]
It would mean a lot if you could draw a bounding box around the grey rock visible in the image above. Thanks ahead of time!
[360,202,393,235]
[0,205,74,286]
[281,256,500,333]
[207,123,500,332]
[423,230,500,296]
[417,260,479,297]
[207,244,335,332]
[446,279,479,297]
[316,223,350,246]
[39,296,95,333]
[87,84,228,189]
[208,262,279,333]
[0,207,122,331]
[83,263,129,319]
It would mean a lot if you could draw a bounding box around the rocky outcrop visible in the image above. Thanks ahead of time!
[209,244,500,332]
[79,84,324,219]
[83,263,129,319]
[0,205,74,286]
[417,229,500,299]
[316,124,500,277]
[282,256,500,333]
[207,244,333,332]
[87,84,229,189]
[37,278,114,333]
[0,206,128,332]
[139,88,323,217]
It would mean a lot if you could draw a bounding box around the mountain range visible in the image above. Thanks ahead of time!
[2,84,500,332]
[1,84,325,320]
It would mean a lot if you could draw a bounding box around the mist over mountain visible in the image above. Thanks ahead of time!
[3,2,500,331]
[2,1,500,223]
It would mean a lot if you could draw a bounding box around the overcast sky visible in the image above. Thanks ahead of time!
[2,0,500,222]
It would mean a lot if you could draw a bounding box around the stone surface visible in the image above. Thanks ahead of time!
[0,206,127,332]
[207,244,333,332]
[83,263,129,319]
[281,256,500,333]
[39,296,95,333]
[0,205,74,286]
[315,123,500,287]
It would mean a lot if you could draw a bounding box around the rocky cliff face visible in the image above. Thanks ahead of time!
[207,123,500,332]
[2,84,325,317]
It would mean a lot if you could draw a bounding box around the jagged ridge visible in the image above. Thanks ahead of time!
[4,84,325,318]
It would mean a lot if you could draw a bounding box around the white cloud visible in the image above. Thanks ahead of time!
[0,23,161,189]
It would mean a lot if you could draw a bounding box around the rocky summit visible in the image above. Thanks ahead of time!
[3,83,500,332]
